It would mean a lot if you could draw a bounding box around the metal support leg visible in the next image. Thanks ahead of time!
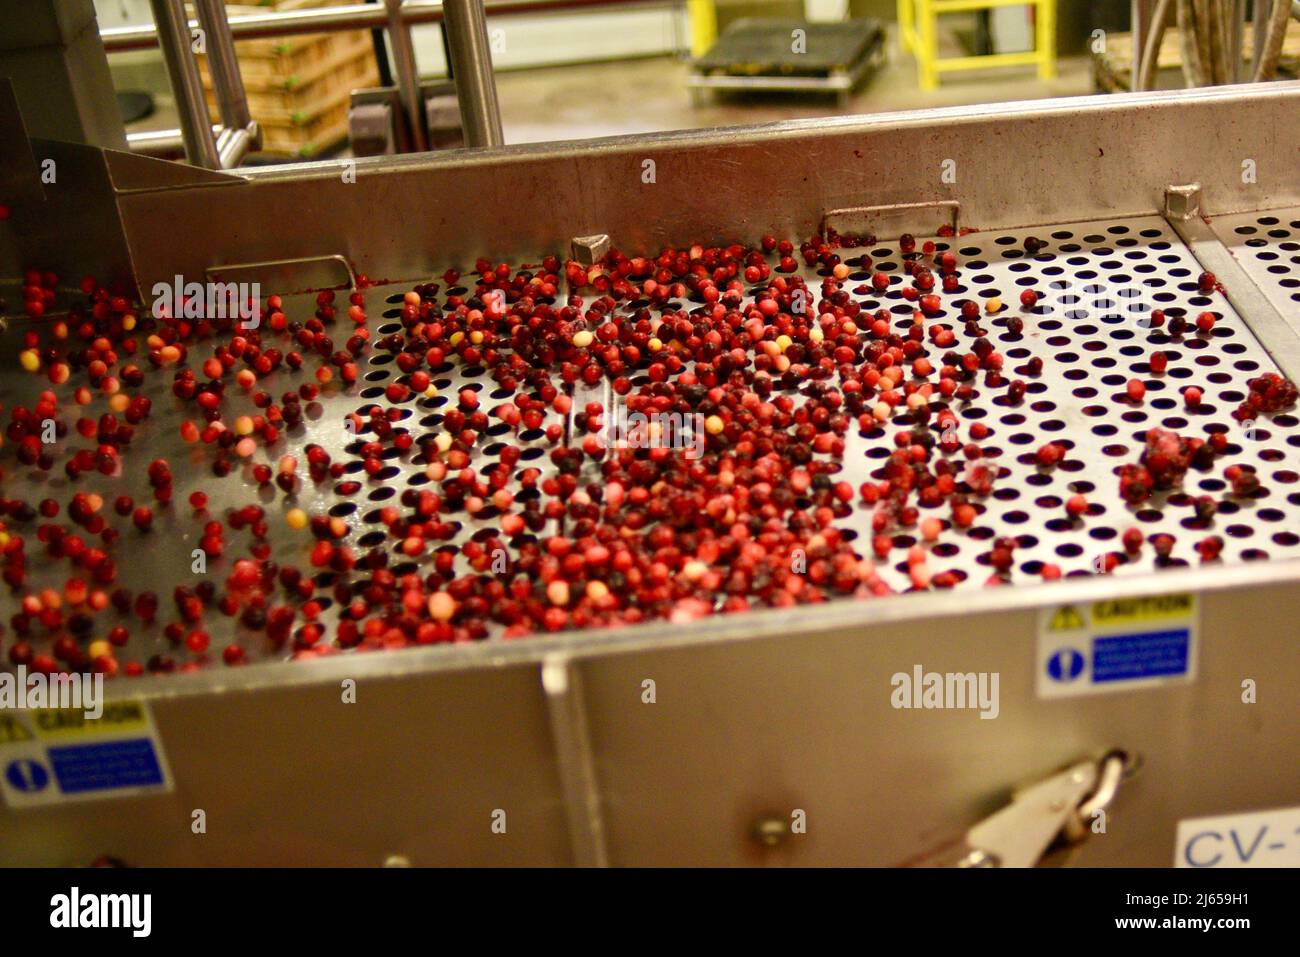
[442,0,504,148]
[149,0,221,169]
[192,0,252,132]
[687,0,718,58]
[383,0,429,153]
[916,0,938,90]
[1036,0,1056,81]
[1230,0,1247,83]
[1130,0,1153,90]
[898,0,915,54]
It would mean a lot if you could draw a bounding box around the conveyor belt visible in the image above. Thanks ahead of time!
[3,215,1298,672]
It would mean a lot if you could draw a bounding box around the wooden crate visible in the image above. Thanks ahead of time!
[201,25,375,85]
[204,47,377,121]
[257,96,353,157]
[193,0,381,156]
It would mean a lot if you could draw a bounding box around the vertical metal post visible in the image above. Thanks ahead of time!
[1229,0,1246,83]
[1253,0,1272,69]
[149,0,221,169]
[383,0,429,153]
[541,655,609,868]
[192,0,251,131]
[442,0,504,148]
[1130,0,1153,90]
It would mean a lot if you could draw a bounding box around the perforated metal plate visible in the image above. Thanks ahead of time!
[818,217,1300,591]
[569,217,1300,598]
[1211,206,1300,317]
[2,215,1299,672]
[0,284,571,667]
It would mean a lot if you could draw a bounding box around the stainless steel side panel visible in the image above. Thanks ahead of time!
[112,83,1300,294]
[4,565,1296,866]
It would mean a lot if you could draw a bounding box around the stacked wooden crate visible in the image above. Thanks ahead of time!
[193,0,381,158]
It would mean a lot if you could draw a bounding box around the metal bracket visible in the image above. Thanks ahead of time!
[349,88,406,157]
[1164,182,1202,222]
[349,81,465,157]
[571,234,612,266]
[422,80,465,150]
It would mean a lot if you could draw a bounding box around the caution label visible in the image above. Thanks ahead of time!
[0,698,172,809]
[1037,592,1199,698]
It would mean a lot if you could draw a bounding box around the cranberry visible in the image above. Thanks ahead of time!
[1196,535,1223,562]
[1035,443,1063,468]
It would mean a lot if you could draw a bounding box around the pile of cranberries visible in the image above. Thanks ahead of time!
[0,236,1295,677]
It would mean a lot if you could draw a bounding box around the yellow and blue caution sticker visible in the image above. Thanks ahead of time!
[0,699,172,809]
[1036,593,1198,698]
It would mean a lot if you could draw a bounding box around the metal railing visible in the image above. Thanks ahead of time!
[122,0,504,165]
[100,0,662,50]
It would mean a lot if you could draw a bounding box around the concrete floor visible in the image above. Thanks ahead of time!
[496,35,1094,145]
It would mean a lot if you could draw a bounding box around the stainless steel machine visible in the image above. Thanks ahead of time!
[0,3,1298,866]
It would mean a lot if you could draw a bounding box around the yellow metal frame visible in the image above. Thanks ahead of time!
[897,0,1056,91]
[688,0,718,59]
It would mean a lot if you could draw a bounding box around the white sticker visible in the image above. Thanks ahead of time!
[0,699,173,809]
[1036,593,1198,698]
[1176,806,1300,868]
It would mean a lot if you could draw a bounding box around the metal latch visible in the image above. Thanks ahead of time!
[912,751,1128,868]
